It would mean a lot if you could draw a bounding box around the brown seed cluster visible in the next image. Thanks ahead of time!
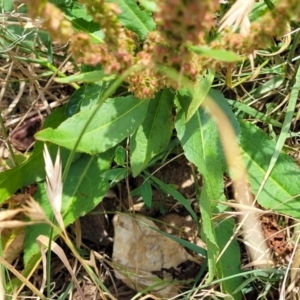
[27,0,300,99]
[155,0,219,47]
[127,0,220,97]
[70,0,135,74]
[213,0,300,58]
[25,1,74,44]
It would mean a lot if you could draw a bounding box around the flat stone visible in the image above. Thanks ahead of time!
[112,213,198,298]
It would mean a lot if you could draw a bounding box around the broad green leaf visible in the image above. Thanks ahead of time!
[175,91,241,290]
[239,120,300,217]
[62,151,114,224]
[254,63,300,201]
[186,70,214,122]
[65,87,84,117]
[23,185,51,265]
[130,89,174,176]
[131,179,153,207]
[0,0,24,12]
[188,45,241,62]
[100,168,128,182]
[55,71,116,83]
[175,92,227,173]
[140,180,152,207]
[24,150,113,265]
[70,18,102,40]
[139,0,157,11]
[35,96,149,154]
[210,89,241,137]
[69,17,104,43]
[108,0,156,39]
[114,146,126,166]
[0,107,72,203]
[0,0,14,11]
[60,2,105,43]
[65,83,106,117]
[198,185,221,284]
[3,154,28,169]
[63,7,94,22]
[215,219,242,300]
[250,0,270,21]
[60,2,105,42]
[79,83,107,111]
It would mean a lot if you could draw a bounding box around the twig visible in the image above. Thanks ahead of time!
[1,81,26,117]
[4,97,68,128]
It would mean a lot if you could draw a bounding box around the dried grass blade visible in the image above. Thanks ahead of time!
[36,235,85,300]
[0,257,46,300]
[43,144,65,231]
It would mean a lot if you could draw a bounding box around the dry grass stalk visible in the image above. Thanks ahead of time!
[36,235,85,299]
[219,0,256,68]
[204,96,273,266]
[43,143,65,232]
[219,0,255,34]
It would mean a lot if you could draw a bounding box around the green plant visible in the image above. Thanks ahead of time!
[1,0,300,298]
